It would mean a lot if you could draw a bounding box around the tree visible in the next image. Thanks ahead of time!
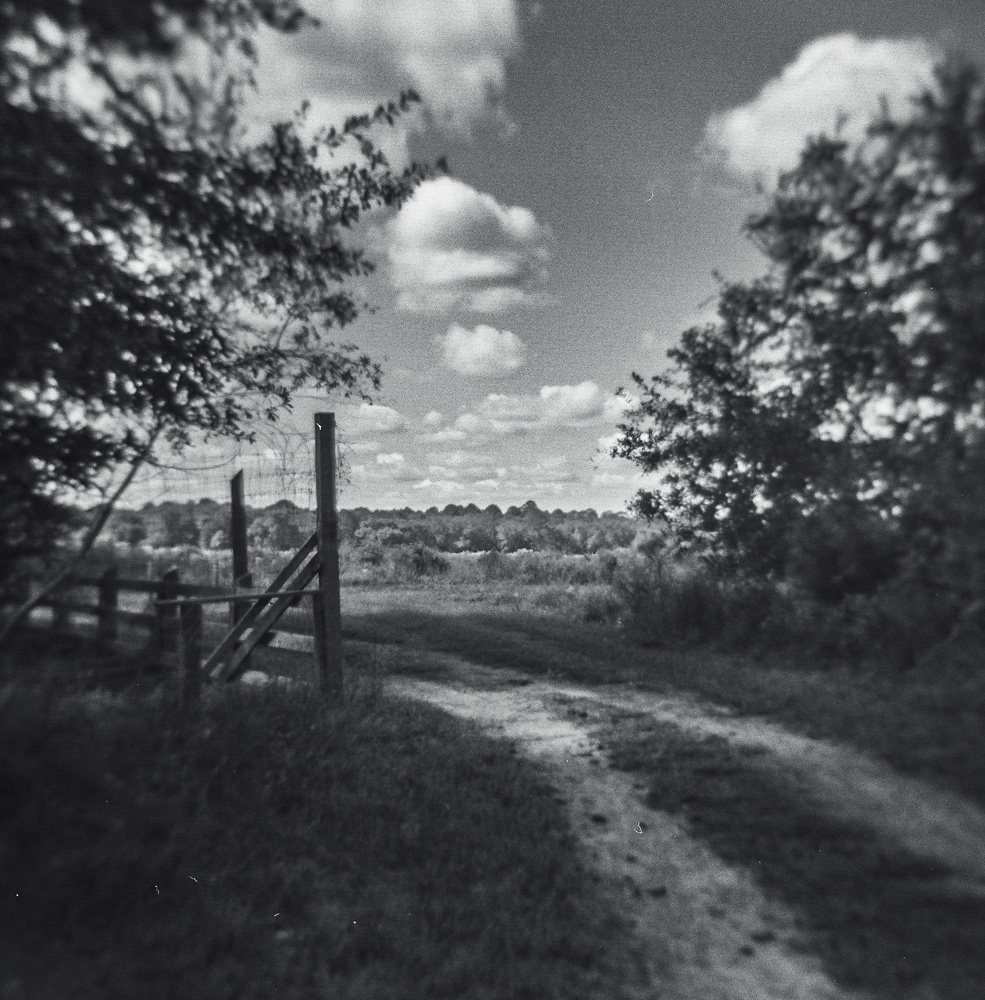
[457,523,498,553]
[0,1,435,588]
[109,511,147,547]
[617,58,985,595]
[143,502,198,548]
[247,508,304,551]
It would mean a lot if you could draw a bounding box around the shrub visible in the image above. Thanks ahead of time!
[478,550,505,582]
[786,501,904,603]
[613,551,726,645]
[577,585,623,624]
[394,545,449,579]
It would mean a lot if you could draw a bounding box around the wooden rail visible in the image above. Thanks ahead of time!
[13,411,344,707]
[25,567,219,660]
[21,550,320,704]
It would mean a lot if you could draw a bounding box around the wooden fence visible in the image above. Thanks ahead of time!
[27,550,320,705]
[13,411,343,704]
[28,568,223,699]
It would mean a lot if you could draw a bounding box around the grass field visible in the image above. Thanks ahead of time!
[340,584,985,811]
[0,639,621,1000]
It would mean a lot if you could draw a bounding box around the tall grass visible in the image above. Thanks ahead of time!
[84,538,985,668]
[612,550,776,647]
[610,547,985,668]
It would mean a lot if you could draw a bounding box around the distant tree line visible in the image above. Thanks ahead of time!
[104,499,644,555]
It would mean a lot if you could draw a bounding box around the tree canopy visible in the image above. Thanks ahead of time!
[0,0,433,571]
[616,59,985,606]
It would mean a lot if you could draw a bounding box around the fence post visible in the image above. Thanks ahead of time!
[49,573,71,633]
[179,601,203,708]
[229,471,252,675]
[97,566,118,642]
[313,412,343,699]
[155,569,180,660]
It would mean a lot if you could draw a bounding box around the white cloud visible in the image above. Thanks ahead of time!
[539,382,608,423]
[483,381,616,432]
[390,177,552,313]
[355,450,422,484]
[417,427,470,444]
[428,450,473,468]
[703,33,939,179]
[597,432,621,454]
[346,439,381,455]
[411,477,466,496]
[454,413,485,434]
[339,402,408,438]
[427,451,504,483]
[591,470,639,487]
[508,455,579,486]
[248,0,521,159]
[423,381,624,439]
[438,323,527,376]
[253,0,520,141]
[421,409,445,427]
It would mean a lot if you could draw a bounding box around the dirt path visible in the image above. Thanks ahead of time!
[386,667,852,1000]
[382,650,985,1000]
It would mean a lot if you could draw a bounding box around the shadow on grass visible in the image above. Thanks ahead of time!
[0,642,621,1000]
[343,601,985,811]
[607,719,985,1000]
[342,606,635,684]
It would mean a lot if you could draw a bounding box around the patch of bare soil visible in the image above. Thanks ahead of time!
[386,671,855,1000]
[384,645,985,998]
[550,681,985,893]
[404,654,985,892]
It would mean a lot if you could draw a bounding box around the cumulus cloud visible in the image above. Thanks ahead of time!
[477,381,623,433]
[339,402,408,438]
[703,33,939,179]
[345,440,382,455]
[427,450,505,483]
[438,323,528,376]
[390,177,552,313]
[411,478,466,496]
[411,451,583,498]
[414,382,624,442]
[354,450,423,483]
[417,426,470,444]
[510,455,579,486]
[253,0,520,141]
[597,432,621,454]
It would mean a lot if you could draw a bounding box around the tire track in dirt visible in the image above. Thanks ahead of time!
[386,670,857,1000]
[398,652,985,893]
[561,682,985,894]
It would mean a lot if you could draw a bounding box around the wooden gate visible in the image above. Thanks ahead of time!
[166,411,344,702]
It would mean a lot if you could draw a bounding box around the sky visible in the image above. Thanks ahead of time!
[151,0,985,512]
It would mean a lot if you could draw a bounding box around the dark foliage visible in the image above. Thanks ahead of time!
[0,1,435,574]
[617,59,985,622]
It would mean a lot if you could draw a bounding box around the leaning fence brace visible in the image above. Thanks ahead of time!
[10,412,346,706]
